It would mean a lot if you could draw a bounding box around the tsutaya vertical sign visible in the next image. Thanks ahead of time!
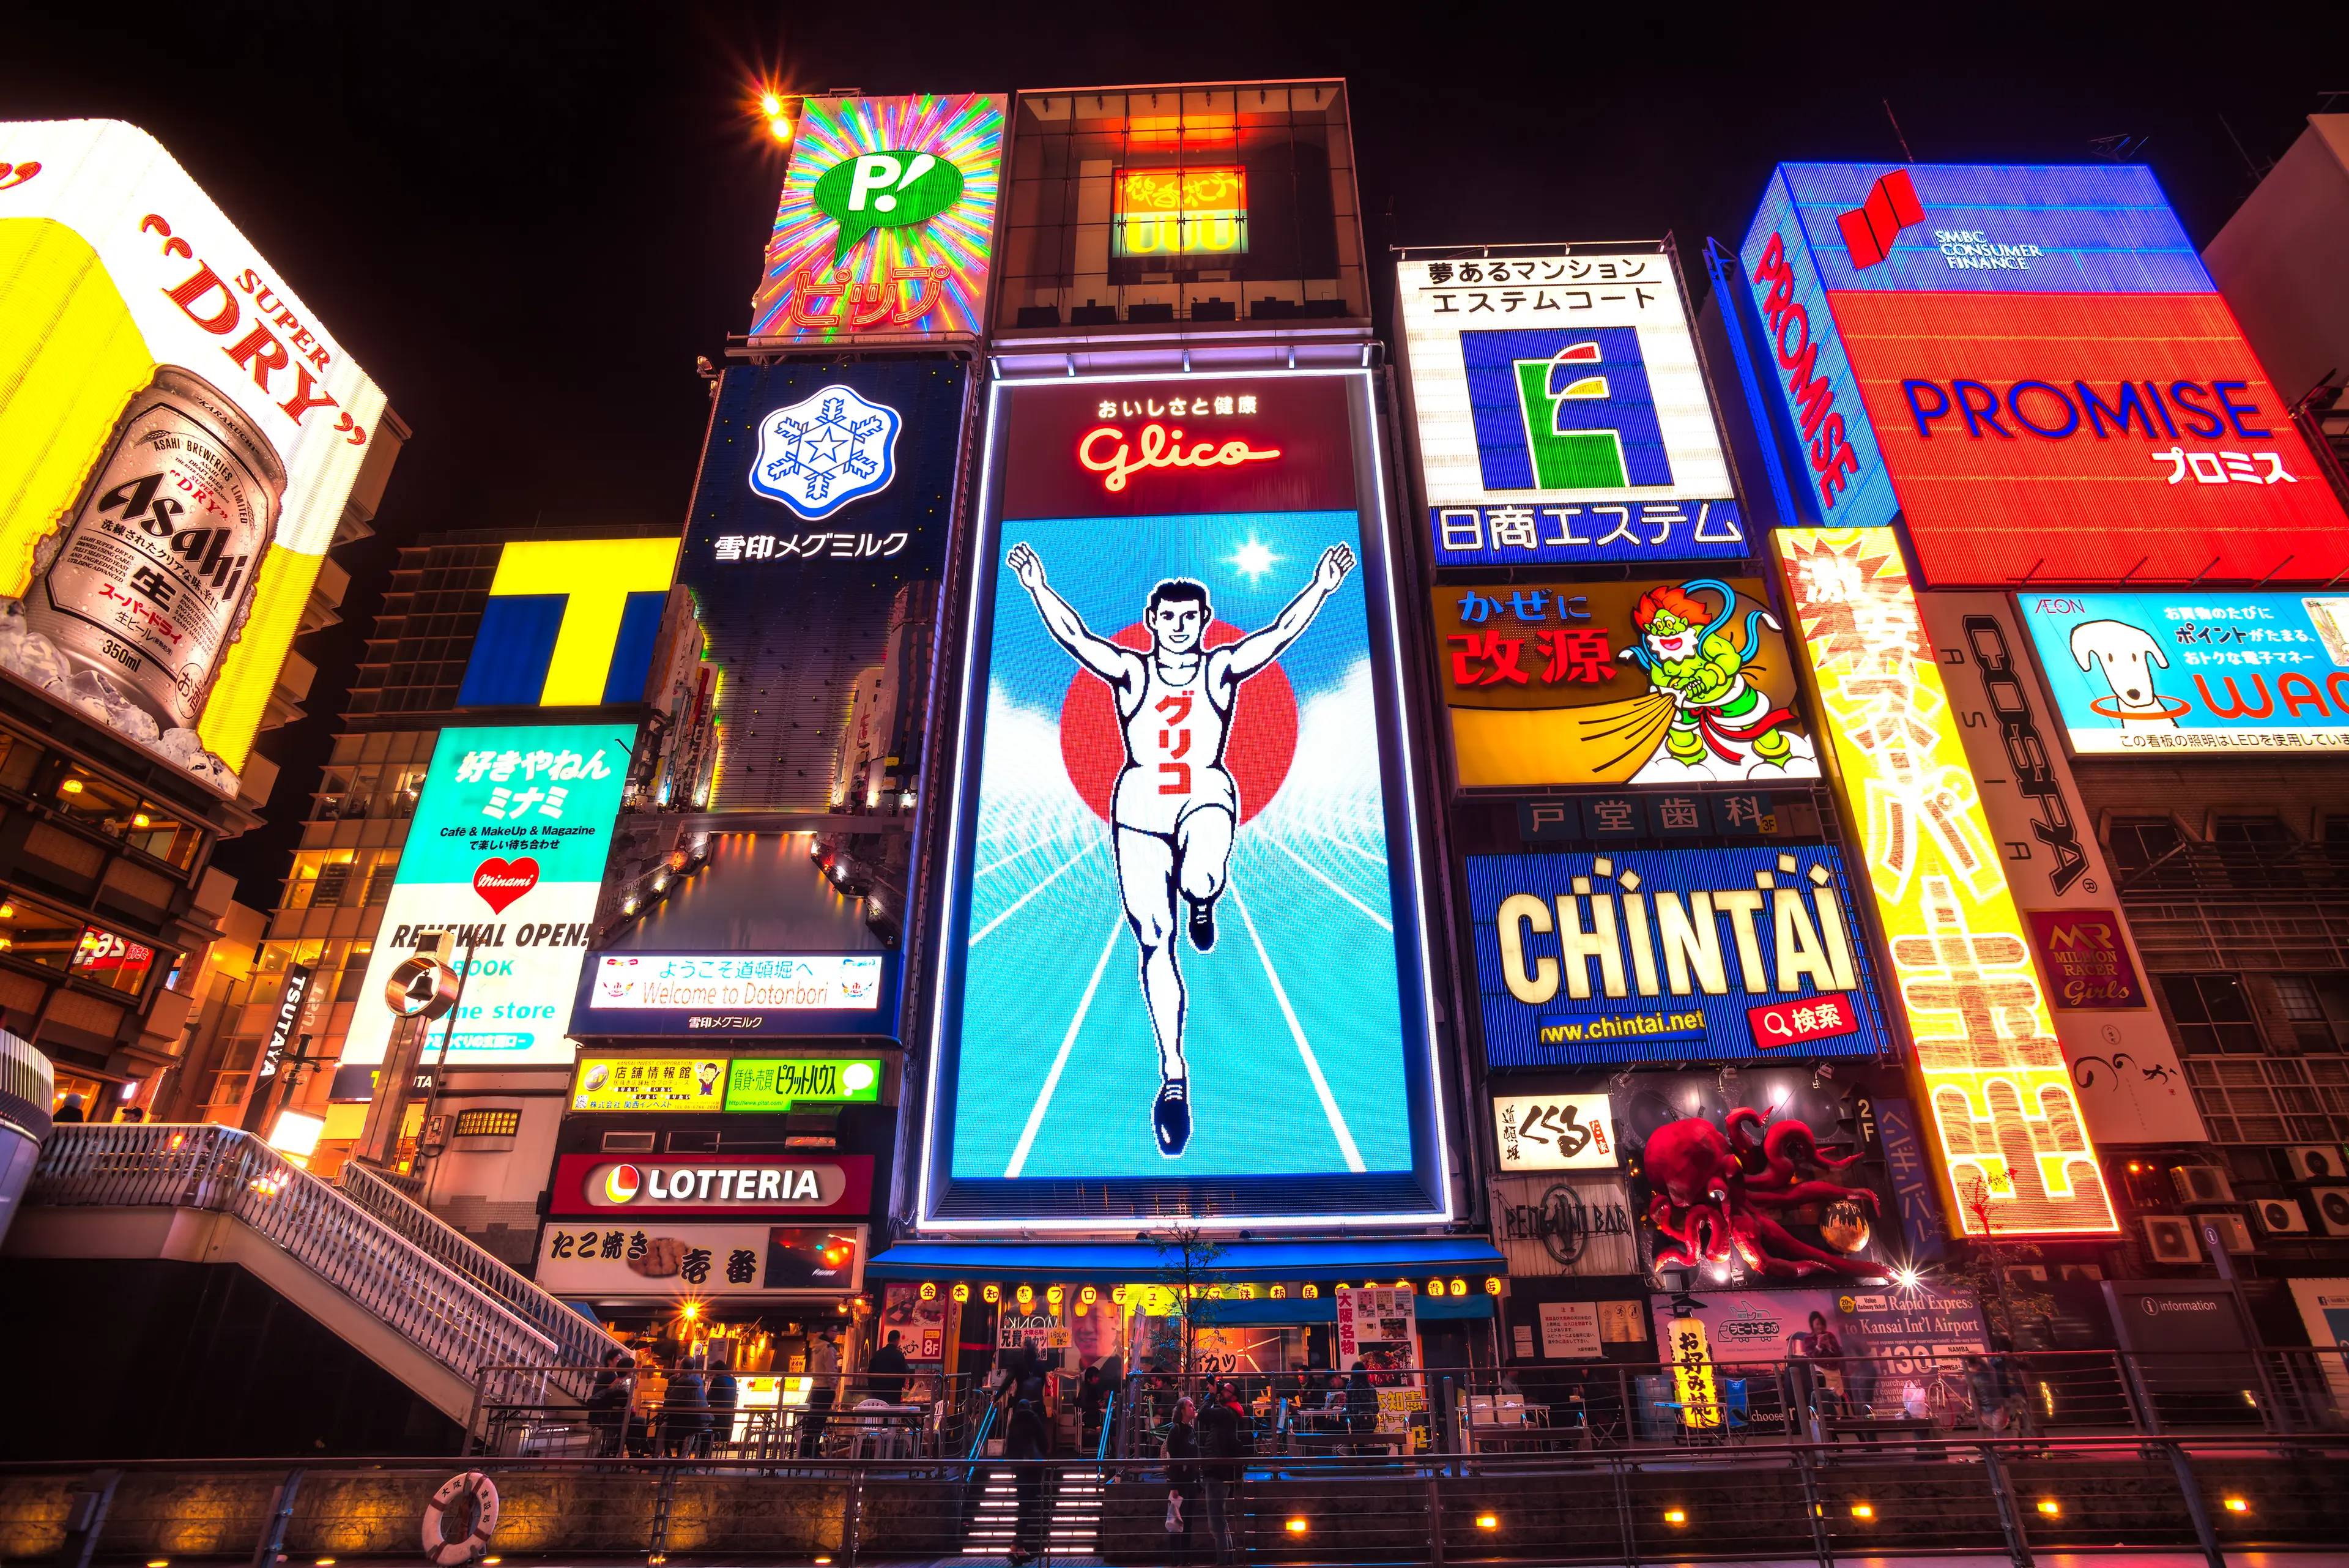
[1776,528,2115,1236]
[1920,593,2203,1146]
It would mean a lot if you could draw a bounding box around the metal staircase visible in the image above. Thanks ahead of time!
[18,1124,620,1420]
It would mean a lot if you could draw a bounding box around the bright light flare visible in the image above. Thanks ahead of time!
[760,92,782,116]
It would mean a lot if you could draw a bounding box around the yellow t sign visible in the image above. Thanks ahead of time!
[488,537,680,705]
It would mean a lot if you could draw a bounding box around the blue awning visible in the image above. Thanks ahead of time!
[865,1236,1505,1285]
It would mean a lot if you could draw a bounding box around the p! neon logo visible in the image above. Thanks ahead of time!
[813,152,964,259]
[603,1164,642,1204]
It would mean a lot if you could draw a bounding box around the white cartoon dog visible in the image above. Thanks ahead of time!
[2069,619,2178,727]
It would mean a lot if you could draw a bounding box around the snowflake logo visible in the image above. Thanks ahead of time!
[746,383,904,520]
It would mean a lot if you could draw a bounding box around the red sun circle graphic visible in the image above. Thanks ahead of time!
[1059,621,1298,827]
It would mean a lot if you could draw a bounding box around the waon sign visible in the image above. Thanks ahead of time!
[1738,163,2349,585]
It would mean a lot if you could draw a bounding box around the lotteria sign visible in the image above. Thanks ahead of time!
[549,1153,874,1218]
[1737,163,2349,586]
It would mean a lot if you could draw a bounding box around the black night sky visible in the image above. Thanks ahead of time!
[7,4,2342,905]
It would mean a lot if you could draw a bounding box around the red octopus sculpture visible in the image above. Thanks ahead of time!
[1642,1107,1884,1279]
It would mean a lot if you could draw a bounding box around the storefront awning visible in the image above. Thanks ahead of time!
[865,1235,1505,1285]
[1195,1295,1492,1325]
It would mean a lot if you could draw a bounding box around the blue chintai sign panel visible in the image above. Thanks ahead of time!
[1466,845,1895,1068]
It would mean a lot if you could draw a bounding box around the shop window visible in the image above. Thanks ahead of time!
[2159,973,2265,1055]
[364,855,399,904]
[124,802,202,869]
[2108,816,2185,885]
[47,765,204,869]
[2273,974,2349,1050]
[69,925,155,996]
[311,861,353,908]
[0,730,39,795]
[0,892,89,970]
[453,1109,522,1139]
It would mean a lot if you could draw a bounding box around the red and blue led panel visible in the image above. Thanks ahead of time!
[1737,163,2349,585]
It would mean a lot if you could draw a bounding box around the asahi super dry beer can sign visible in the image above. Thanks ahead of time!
[28,366,282,730]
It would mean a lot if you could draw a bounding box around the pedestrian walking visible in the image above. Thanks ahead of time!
[867,1328,910,1404]
[998,1346,1050,1566]
[1198,1379,1247,1564]
[800,1329,841,1457]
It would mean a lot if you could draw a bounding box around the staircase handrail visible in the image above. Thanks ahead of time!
[336,1157,621,1369]
[28,1124,578,1393]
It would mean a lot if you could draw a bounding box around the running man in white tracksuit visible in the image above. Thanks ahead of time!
[1006,538,1354,1156]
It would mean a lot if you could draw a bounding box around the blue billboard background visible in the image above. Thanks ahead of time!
[1467,845,1895,1068]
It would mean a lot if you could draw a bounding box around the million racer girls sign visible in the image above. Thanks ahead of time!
[333,724,634,1079]
[919,371,1452,1225]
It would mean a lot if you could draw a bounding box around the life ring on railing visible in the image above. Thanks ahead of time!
[421,1471,499,1566]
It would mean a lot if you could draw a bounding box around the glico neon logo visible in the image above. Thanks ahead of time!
[1748,233,1859,514]
[1078,423,1281,493]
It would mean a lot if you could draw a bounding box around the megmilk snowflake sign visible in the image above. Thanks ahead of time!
[749,384,904,519]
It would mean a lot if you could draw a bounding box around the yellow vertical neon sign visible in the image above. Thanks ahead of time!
[1776,527,2115,1237]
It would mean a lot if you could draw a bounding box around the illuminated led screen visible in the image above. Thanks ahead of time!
[1430,576,1820,790]
[1777,527,2116,1236]
[1396,246,1746,568]
[0,119,392,786]
[338,723,634,1070]
[1111,167,1247,259]
[922,370,1448,1226]
[2014,589,2349,754]
[575,951,899,1039]
[748,94,1004,346]
[1738,164,2349,585]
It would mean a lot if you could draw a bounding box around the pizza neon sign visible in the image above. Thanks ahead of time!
[1077,423,1282,493]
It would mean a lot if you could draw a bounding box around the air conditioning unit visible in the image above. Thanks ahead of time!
[2254,1197,2311,1235]
[2204,1213,2257,1254]
[2170,1165,2236,1205]
[2286,1145,2348,1183]
[2142,1216,2202,1265]
[2308,1187,2349,1237]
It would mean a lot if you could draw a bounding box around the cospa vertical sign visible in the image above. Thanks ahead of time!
[0,120,392,789]
[1776,527,2115,1236]
[1920,593,2203,1146]
[748,94,1005,347]
[338,724,632,1070]
[1396,245,1747,568]
[922,370,1449,1227]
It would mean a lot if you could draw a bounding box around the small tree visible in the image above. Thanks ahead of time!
[1952,1173,2059,1343]
[1149,1224,1228,1379]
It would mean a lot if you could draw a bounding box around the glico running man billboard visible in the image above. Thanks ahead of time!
[1737,163,2349,585]
[0,120,392,793]
[922,371,1448,1227]
[1395,244,1748,569]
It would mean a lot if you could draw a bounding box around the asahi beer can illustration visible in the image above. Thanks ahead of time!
[24,365,286,732]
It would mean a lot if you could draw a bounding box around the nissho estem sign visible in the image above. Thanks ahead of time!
[1397,245,1746,569]
[338,724,631,1069]
[1466,846,1895,1068]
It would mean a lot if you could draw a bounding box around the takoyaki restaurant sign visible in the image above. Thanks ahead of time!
[549,1153,874,1217]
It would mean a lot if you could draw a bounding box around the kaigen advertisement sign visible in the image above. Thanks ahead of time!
[922,370,1448,1226]
[2014,590,2349,754]
[1921,593,2203,1145]
[570,1054,882,1112]
[1431,576,1819,789]
[1739,163,2349,585]
[748,94,1004,347]
[1778,527,2116,1236]
[1493,1093,1617,1172]
[338,724,632,1070]
[1468,846,1894,1069]
[1397,246,1746,568]
[0,119,393,791]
